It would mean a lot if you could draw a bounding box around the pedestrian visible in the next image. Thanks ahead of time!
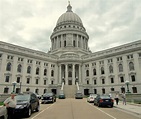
[122,91,126,105]
[4,92,17,119]
[114,93,119,105]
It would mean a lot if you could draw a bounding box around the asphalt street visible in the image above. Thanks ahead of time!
[21,98,140,119]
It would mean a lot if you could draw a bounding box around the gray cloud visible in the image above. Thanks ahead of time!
[0,0,141,53]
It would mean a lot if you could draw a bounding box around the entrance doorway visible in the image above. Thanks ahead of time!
[68,80,72,85]
[84,89,89,96]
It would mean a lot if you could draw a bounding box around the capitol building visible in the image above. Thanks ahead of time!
[0,3,141,97]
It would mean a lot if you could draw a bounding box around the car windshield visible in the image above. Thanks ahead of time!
[16,94,30,101]
[76,93,82,95]
[100,95,110,98]
[43,93,53,96]
[90,94,97,97]
[60,93,64,95]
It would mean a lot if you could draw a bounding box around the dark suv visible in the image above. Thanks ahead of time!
[41,92,56,104]
[14,92,40,117]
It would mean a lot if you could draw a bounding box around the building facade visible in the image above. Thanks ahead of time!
[0,4,141,96]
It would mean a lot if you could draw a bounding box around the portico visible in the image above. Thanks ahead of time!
[59,63,81,85]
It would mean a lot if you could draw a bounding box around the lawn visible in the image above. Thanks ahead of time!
[0,102,4,106]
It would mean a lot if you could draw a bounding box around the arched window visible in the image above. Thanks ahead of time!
[44,69,47,76]
[17,64,22,73]
[36,67,39,75]
[119,64,123,72]
[6,62,11,71]
[129,62,134,71]
[101,67,105,74]
[27,66,31,74]
[51,70,54,77]
[86,70,89,76]
[109,65,113,73]
[93,68,96,75]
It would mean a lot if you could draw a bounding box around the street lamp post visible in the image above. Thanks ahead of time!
[125,80,131,93]
[12,81,17,93]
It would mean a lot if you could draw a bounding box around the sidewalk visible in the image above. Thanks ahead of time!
[114,101,141,116]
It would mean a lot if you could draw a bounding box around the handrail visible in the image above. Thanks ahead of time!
[61,82,64,90]
[76,82,79,91]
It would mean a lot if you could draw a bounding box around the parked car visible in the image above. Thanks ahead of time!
[94,94,114,107]
[0,106,7,119]
[35,93,41,100]
[14,91,40,117]
[87,94,97,103]
[75,92,83,99]
[41,92,56,104]
[58,93,66,99]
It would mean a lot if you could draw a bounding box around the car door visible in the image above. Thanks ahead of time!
[30,94,37,110]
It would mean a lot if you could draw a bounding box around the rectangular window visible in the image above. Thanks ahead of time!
[111,78,114,83]
[102,79,105,84]
[44,80,46,85]
[17,77,20,83]
[120,77,124,83]
[4,88,9,93]
[132,87,137,93]
[36,79,38,84]
[5,76,10,82]
[117,57,122,61]
[94,80,97,85]
[131,75,135,82]
[27,78,30,84]
[94,89,97,94]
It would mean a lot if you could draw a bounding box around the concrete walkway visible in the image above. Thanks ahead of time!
[114,101,141,116]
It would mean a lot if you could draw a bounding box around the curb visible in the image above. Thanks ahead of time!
[114,105,141,116]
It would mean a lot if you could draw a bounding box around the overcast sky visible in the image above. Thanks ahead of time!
[0,0,141,53]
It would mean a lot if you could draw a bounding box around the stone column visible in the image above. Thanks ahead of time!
[59,64,62,84]
[72,64,75,85]
[61,35,63,47]
[81,36,83,49]
[79,64,82,84]
[65,64,68,85]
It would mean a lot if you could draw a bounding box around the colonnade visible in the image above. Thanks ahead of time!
[51,34,88,50]
[58,63,82,85]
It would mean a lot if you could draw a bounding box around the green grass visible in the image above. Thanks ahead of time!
[0,102,4,106]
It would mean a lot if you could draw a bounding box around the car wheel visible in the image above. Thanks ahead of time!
[35,104,40,112]
[98,103,101,107]
[111,105,113,108]
[26,107,32,117]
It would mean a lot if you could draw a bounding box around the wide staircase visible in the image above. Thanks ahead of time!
[64,85,77,98]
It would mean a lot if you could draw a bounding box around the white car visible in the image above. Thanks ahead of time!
[87,94,97,103]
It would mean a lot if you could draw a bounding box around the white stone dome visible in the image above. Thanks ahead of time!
[56,4,83,26]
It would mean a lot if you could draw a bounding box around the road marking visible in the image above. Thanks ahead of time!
[88,103,117,119]
[31,104,54,119]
